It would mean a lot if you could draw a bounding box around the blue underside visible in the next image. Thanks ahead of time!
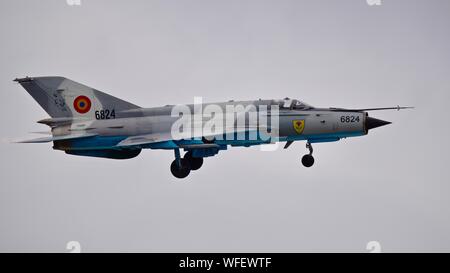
[60,131,365,152]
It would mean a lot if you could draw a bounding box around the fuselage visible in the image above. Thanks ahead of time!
[51,99,368,153]
[14,76,399,177]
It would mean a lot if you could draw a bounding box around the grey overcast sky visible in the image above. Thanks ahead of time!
[1,0,449,252]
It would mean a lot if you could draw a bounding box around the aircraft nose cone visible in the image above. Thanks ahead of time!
[366,117,391,130]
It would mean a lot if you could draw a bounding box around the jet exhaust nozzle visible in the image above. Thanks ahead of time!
[366,117,391,131]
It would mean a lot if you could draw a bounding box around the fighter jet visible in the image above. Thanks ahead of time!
[14,76,412,178]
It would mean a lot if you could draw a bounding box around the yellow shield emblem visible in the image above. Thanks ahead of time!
[293,120,305,134]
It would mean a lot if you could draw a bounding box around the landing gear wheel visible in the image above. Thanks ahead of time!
[184,152,204,171]
[170,158,191,179]
[302,142,315,167]
[302,154,315,168]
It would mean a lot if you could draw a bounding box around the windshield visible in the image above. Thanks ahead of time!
[277,98,313,110]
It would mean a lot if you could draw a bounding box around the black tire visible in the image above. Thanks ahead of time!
[170,159,191,179]
[301,154,315,168]
[184,152,204,171]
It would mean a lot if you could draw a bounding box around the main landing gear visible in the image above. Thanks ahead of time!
[170,149,204,179]
[301,142,315,168]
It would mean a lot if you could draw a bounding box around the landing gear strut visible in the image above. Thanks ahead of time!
[301,142,315,168]
[170,149,205,178]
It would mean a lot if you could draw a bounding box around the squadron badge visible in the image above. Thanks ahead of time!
[293,120,305,134]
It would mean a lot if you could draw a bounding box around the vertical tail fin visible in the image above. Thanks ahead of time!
[14,76,140,118]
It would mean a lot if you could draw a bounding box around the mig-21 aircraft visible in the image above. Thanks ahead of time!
[14,76,412,178]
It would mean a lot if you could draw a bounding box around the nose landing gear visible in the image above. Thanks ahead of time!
[301,142,315,167]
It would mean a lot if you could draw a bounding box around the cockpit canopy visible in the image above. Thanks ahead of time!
[276,98,314,110]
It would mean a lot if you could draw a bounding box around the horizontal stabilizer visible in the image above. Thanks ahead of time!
[37,117,88,127]
[16,133,98,143]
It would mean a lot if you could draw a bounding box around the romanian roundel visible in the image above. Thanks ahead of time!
[73,96,92,114]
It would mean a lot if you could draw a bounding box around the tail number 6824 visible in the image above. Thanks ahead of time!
[95,109,116,120]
